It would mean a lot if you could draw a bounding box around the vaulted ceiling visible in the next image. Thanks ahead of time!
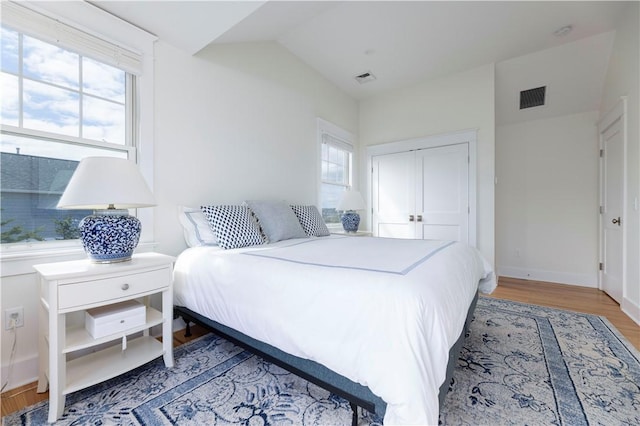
[90,1,632,125]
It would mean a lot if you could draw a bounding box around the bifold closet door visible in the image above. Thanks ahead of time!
[372,143,469,242]
[371,151,415,238]
[415,143,469,243]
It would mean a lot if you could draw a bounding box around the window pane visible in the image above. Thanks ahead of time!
[23,79,79,137]
[23,35,79,90]
[83,95,125,144]
[1,72,19,126]
[1,27,19,74]
[1,133,127,243]
[321,183,346,224]
[329,146,338,164]
[335,165,344,184]
[341,152,350,185]
[321,143,352,186]
[83,57,125,103]
[2,26,135,247]
[328,162,338,183]
[319,138,352,223]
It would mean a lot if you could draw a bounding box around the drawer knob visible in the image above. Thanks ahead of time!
[121,283,130,291]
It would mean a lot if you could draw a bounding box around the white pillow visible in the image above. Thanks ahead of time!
[178,206,218,247]
[245,200,307,243]
[201,205,265,249]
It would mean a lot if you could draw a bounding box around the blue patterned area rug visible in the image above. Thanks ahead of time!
[4,297,639,425]
[441,297,639,425]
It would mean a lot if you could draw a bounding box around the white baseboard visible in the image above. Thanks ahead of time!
[497,266,598,288]
[1,354,38,392]
[621,297,640,325]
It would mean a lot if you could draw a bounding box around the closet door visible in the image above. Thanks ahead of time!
[372,151,415,238]
[415,143,469,243]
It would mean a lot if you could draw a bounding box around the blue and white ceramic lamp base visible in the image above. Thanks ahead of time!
[341,211,361,233]
[80,210,141,263]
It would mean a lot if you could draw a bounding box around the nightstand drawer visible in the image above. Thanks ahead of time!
[58,268,170,310]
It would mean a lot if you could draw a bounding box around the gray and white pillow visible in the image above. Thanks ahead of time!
[201,205,265,249]
[290,205,330,237]
[245,200,307,243]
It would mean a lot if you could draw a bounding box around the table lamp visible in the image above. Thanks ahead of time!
[336,189,365,233]
[57,156,156,263]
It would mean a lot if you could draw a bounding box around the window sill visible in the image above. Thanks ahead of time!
[325,224,343,230]
[0,241,158,277]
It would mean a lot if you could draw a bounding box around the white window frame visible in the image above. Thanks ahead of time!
[0,2,157,276]
[0,24,135,153]
[317,118,355,229]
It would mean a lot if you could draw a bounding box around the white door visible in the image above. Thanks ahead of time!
[372,143,469,242]
[416,143,469,243]
[372,151,415,238]
[601,117,624,303]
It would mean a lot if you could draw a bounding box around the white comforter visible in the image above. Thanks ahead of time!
[173,236,495,425]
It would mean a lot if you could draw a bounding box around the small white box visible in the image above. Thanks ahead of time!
[85,300,146,339]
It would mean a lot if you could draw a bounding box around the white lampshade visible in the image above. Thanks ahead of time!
[57,156,156,210]
[336,190,365,211]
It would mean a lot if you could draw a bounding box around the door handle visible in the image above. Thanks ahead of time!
[417,215,423,222]
[409,215,415,222]
[612,217,621,226]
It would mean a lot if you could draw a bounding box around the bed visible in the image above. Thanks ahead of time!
[173,208,495,425]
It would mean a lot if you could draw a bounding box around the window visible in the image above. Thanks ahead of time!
[0,22,134,245]
[319,121,354,226]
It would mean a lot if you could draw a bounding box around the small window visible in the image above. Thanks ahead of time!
[319,129,353,226]
[1,25,133,245]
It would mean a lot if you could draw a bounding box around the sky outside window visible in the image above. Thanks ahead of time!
[0,25,126,144]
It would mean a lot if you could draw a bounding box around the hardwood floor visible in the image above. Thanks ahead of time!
[490,277,640,351]
[2,278,639,418]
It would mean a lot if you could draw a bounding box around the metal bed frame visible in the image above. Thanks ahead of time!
[174,291,478,426]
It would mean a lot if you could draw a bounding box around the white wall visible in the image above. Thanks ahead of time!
[496,111,600,286]
[0,39,358,391]
[358,64,496,265]
[599,2,640,323]
[153,41,358,256]
[1,273,41,390]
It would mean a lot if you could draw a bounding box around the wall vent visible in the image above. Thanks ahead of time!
[520,86,546,109]
[355,71,376,84]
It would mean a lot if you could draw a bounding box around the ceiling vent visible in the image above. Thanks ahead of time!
[520,86,546,109]
[354,71,376,84]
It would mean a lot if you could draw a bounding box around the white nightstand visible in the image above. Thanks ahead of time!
[34,252,175,423]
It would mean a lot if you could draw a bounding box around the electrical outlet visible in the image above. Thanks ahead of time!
[4,307,24,329]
